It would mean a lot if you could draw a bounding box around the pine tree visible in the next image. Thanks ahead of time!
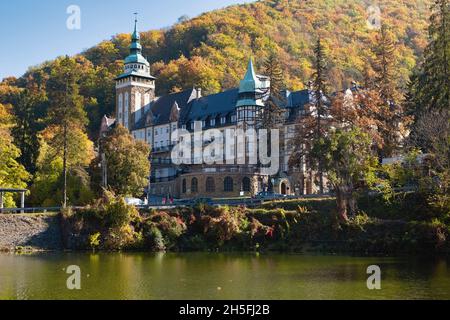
[311,37,329,194]
[371,24,404,159]
[261,51,285,130]
[409,0,449,115]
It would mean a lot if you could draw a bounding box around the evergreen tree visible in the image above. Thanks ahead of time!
[311,37,329,194]
[371,24,405,159]
[408,0,449,116]
[261,51,285,130]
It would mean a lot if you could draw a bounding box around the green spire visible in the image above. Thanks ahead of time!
[243,57,257,82]
[236,57,264,107]
[130,13,142,54]
[239,57,261,93]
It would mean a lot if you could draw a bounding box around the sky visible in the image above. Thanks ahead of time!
[0,0,254,80]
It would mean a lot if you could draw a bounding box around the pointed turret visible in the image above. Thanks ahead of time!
[236,58,264,108]
[238,58,262,94]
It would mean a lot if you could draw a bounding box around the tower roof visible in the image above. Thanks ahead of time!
[236,58,265,107]
[124,15,149,67]
[239,58,262,93]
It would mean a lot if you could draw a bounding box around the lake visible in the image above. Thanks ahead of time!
[0,252,449,300]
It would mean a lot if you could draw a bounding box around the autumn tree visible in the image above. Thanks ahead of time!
[92,125,150,197]
[29,127,95,206]
[0,103,31,207]
[42,56,92,207]
[312,128,378,220]
[290,89,383,219]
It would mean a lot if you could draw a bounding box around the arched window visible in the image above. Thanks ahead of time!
[124,92,129,129]
[206,177,215,193]
[191,178,198,193]
[118,93,123,124]
[224,177,234,192]
[242,177,251,192]
[182,179,187,194]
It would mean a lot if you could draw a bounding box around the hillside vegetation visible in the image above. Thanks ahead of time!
[85,0,431,94]
[2,0,432,120]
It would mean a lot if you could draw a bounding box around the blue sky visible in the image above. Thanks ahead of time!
[0,0,254,80]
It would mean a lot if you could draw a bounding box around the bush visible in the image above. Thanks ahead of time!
[144,211,187,250]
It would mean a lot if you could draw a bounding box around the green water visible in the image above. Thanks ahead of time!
[0,252,449,300]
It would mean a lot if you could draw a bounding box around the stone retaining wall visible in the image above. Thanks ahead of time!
[0,214,62,251]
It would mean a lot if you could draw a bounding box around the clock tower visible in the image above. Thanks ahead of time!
[115,15,156,130]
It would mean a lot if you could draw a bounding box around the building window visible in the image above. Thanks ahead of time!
[206,177,215,193]
[202,120,206,128]
[182,179,187,194]
[224,177,234,192]
[191,178,198,193]
[242,177,251,192]
[231,115,236,123]
[210,119,216,127]
[221,117,226,125]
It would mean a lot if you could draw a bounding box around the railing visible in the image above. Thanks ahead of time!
[0,207,62,214]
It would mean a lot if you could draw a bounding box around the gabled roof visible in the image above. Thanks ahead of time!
[133,89,197,130]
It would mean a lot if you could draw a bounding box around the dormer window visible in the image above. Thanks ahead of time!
[210,119,216,127]
[221,117,226,125]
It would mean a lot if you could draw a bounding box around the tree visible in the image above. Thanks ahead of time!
[404,1,450,218]
[370,24,405,159]
[311,38,330,193]
[93,125,150,197]
[44,56,90,207]
[261,50,285,130]
[409,0,449,116]
[312,128,378,221]
[30,125,95,207]
[10,83,48,174]
[0,103,30,207]
[290,89,383,216]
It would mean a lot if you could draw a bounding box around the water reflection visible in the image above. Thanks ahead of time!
[0,253,449,300]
